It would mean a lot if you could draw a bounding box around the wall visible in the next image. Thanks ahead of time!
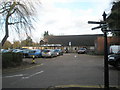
[96,36,120,54]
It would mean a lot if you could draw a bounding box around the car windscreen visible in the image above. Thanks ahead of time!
[29,50,36,53]
[117,51,120,54]
[54,50,59,52]
[43,50,50,52]
[80,48,86,50]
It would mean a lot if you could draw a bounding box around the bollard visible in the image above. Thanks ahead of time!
[32,55,35,64]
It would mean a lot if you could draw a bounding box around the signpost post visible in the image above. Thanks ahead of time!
[102,12,109,90]
[69,42,72,53]
[88,12,109,90]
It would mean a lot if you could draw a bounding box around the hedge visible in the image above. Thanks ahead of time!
[2,52,23,68]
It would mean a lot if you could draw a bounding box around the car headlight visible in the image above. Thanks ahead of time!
[109,57,115,60]
[48,52,51,54]
[108,55,110,58]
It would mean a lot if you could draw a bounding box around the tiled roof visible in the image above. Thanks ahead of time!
[45,34,103,46]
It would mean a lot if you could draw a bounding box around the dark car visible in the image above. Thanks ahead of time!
[77,48,87,54]
[108,51,120,68]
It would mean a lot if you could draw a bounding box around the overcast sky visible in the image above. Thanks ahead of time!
[6,0,113,42]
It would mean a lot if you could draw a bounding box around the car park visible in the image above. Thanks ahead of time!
[108,50,120,68]
[42,49,57,58]
[77,48,87,54]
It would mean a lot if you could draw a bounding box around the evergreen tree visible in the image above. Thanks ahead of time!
[107,1,120,36]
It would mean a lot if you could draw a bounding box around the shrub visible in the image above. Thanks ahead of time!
[87,50,104,55]
[2,52,23,68]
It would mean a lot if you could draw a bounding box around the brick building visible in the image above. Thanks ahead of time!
[43,34,103,53]
[95,36,120,54]
[43,34,120,54]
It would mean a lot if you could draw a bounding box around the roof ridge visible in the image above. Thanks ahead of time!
[53,34,103,37]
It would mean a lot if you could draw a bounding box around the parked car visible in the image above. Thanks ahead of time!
[12,49,19,53]
[28,49,42,58]
[22,49,31,58]
[42,49,57,58]
[54,49,63,56]
[109,45,120,54]
[77,48,87,54]
[108,50,120,68]
[1,49,9,53]
[13,49,23,53]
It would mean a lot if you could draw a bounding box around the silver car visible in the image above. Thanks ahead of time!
[77,48,87,54]
[42,49,57,58]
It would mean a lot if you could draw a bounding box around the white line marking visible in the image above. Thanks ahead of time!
[40,63,44,66]
[3,74,24,78]
[24,63,44,70]
[74,55,77,58]
[64,54,71,55]
[22,71,44,79]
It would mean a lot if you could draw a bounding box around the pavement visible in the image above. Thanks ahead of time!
[1,87,119,90]
[2,58,43,74]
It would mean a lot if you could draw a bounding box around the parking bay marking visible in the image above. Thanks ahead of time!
[22,71,44,79]
[24,63,44,70]
[8,71,44,85]
[3,74,25,78]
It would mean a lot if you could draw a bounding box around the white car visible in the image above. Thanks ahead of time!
[77,48,87,54]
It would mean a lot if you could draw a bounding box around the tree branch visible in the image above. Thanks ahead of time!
[0,9,9,14]
[16,3,29,15]
[8,21,22,25]
[8,8,16,17]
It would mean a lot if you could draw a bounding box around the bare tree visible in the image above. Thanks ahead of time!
[0,0,40,46]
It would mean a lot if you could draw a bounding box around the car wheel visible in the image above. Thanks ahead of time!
[51,54,53,58]
[115,60,119,66]
[38,55,41,58]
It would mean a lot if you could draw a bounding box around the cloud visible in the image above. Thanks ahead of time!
[33,5,103,37]
[7,0,113,42]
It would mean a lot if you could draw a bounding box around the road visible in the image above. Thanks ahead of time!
[2,53,120,88]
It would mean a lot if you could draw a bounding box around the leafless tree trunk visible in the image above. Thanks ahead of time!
[2,16,9,46]
[0,1,40,46]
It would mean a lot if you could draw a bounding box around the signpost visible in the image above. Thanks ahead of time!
[88,12,109,90]
[69,42,72,53]
[102,12,109,90]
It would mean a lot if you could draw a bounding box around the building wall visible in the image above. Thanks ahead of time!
[96,36,120,54]
[96,37,104,54]
[107,37,120,45]
[62,46,95,53]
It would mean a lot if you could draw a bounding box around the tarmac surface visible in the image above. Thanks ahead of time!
[2,53,120,90]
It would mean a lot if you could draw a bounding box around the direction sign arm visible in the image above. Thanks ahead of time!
[92,26,102,30]
[88,21,106,24]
